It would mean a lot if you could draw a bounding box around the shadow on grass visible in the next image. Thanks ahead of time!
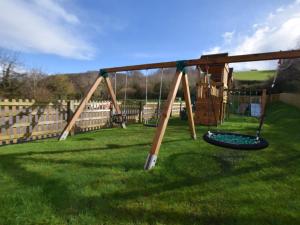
[0,138,189,158]
[75,137,96,141]
[1,148,299,224]
[0,103,300,224]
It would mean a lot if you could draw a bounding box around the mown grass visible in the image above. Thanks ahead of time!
[234,70,275,81]
[0,103,299,225]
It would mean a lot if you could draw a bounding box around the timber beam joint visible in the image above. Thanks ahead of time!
[99,69,108,78]
[176,60,187,74]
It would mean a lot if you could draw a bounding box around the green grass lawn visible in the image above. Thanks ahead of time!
[234,70,275,81]
[0,103,299,225]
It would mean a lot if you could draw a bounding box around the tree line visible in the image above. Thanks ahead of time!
[1,49,299,103]
[0,49,200,102]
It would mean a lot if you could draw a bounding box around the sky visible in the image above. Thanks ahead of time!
[0,0,300,74]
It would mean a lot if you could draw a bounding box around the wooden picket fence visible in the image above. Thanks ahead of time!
[143,101,185,121]
[0,99,185,145]
[72,100,111,133]
[0,99,112,145]
[270,93,300,109]
[0,99,68,145]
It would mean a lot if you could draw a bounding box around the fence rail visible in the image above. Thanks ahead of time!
[0,99,184,145]
[271,93,300,109]
[0,99,68,145]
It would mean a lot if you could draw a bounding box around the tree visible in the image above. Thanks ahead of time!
[0,49,21,98]
[41,75,75,101]
[19,69,46,99]
[275,58,300,93]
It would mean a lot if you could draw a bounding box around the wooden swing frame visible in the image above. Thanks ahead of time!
[58,50,300,170]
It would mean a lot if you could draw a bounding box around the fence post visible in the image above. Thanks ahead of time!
[139,101,143,123]
[180,100,182,113]
[110,102,113,127]
[67,100,75,136]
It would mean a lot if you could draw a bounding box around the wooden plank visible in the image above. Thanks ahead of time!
[181,74,197,140]
[11,99,17,143]
[144,71,183,170]
[59,76,104,140]
[102,50,300,73]
[104,77,126,129]
[4,99,10,144]
[0,100,67,107]
[279,93,300,109]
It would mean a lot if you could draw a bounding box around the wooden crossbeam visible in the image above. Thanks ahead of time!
[102,50,300,73]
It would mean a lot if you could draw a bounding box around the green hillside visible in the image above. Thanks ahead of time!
[234,70,275,81]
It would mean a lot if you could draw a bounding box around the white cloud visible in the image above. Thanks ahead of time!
[276,7,284,13]
[0,0,94,60]
[203,46,222,55]
[204,0,300,70]
[32,0,79,24]
[222,31,235,44]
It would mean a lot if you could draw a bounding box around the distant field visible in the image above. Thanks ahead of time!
[234,70,275,81]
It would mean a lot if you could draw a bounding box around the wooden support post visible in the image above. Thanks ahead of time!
[59,75,127,140]
[104,77,126,129]
[181,74,197,140]
[144,71,183,170]
[67,100,75,136]
[59,76,103,140]
[139,101,143,123]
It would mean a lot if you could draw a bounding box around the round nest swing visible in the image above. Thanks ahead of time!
[203,131,269,150]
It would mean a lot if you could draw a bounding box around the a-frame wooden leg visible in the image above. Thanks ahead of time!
[59,76,104,140]
[104,77,126,129]
[182,74,197,140]
[144,71,183,170]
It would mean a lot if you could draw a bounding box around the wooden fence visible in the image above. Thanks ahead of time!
[270,93,300,109]
[143,101,185,122]
[0,99,184,145]
[71,101,111,134]
[0,99,68,145]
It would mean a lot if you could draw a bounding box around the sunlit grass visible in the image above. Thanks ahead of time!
[234,70,275,81]
[0,103,299,225]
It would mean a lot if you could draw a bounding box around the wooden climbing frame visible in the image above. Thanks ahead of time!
[58,49,300,170]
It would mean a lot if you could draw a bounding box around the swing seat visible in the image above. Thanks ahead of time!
[112,113,127,124]
[203,131,268,150]
[143,122,158,128]
[143,119,158,127]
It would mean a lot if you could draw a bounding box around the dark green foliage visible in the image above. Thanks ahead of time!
[273,59,300,93]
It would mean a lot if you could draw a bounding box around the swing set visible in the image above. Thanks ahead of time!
[58,50,300,170]
[143,69,163,127]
